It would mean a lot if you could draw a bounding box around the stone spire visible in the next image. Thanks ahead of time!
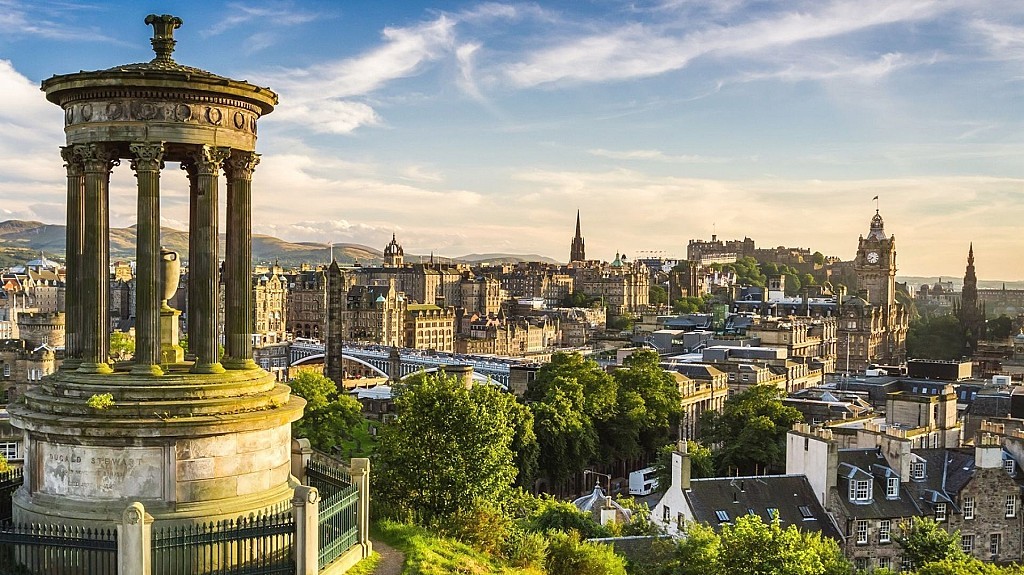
[570,210,586,263]
[958,243,985,352]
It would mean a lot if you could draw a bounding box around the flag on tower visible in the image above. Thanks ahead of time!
[872,195,879,200]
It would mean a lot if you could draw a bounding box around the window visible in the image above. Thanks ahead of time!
[0,442,17,460]
[677,512,685,530]
[886,476,899,498]
[936,502,947,522]
[798,505,813,519]
[964,496,975,520]
[663,506,670,522]
[1006,495,1017,518]
[856,520,869,544]
[1005,459,1016,477]
[962,534,974,553]
[854,557,867,570]
[767,508,779,521]
[901,556,914,571]
[715,510,730,523]
[911,461,925,480]
[990,533,1001,556]
[879,519,891,543]
[849,479,871,501]
[878,557,891,570]
[2,363,8,377]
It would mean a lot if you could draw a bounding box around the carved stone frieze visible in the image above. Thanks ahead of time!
[64,99,258,136]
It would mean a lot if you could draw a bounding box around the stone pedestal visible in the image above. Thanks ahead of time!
[8,366,304,527]
[161,308,184,364]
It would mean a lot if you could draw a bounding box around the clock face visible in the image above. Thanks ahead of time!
[867,251,880,263]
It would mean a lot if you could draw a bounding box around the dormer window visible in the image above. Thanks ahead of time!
[911,461,926,480]
[1004,459,1016,477]
[849,479,872,502]
[886,477,900,498]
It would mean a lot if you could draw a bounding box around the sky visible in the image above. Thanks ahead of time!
[0,0,1021,278]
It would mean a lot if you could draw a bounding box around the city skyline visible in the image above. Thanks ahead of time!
[0,0,1021,277]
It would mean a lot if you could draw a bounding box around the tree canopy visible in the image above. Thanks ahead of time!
[907,315,966,360]
[288,370,363,453]
[702,385,802,475]
[374,372,523,522]
[665,515,849,575]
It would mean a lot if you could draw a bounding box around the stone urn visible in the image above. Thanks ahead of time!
[161,248,180,311]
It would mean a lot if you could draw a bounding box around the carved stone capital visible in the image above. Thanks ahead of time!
[183,145,231,176]
[225,151,260,181]
[129,142,166,173]
[60,146,84,177]
[74,143,120,174]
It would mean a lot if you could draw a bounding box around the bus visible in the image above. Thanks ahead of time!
[629,466,659,496]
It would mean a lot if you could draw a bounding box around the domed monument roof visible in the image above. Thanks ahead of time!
[41,14,277,154]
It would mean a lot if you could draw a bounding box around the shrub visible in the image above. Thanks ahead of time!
[437,499,511,555]
[500,527,548,570]
[545,530,626,575]
[528,497,612,539]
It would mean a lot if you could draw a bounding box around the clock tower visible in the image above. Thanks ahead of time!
[854,209,897,309]
[837,209,908,373]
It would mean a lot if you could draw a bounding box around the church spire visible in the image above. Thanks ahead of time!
[570,210,586,263]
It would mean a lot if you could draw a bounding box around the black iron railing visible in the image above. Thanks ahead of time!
[151,510,295,575]
[0,522,117,575]
[0,468,23,523]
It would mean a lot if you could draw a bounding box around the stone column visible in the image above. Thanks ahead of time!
[130,142,165,376]
[223,151,260,370]
[183,145,230,374]
[76,143,118,374]
[60,146,84,369]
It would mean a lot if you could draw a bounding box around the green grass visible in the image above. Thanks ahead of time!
[345,552,381,575]
[375,520,544,575]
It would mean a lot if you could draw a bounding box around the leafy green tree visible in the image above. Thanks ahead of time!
[109,331,135,361]
[812,251,825,266]
[562,291,595,308]
[525,352,618,421]
[652,441,713,492]
[895,517,962,570]
[667,515,849,575]
[650,285,669,306]
[907,315,966,360]
[702,385,802,475]
[532,378,599,484]
[611,350,682,454]
[988,315,1016,340]
[374,372,518,522]
[783,272,802,296]
[288,371,362,453]
[673,296,706,314]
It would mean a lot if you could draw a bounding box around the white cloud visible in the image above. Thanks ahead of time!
[262,16,456,133]
[970,19,1024,61]
[201,3,319,38]
[588,148,732,163]
[503,0,954,87]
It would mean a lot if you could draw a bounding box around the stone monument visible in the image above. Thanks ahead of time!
[8,14,305,528]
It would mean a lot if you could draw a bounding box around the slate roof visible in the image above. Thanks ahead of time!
[834,449,922,520]
[684,474,841,541]
[671,364,724,381]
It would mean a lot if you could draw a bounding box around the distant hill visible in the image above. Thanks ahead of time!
[455,253,560,265]
[0,220,381,267]
[898,276,1024,291]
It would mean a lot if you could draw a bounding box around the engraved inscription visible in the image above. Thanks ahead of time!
[39,443,164,499]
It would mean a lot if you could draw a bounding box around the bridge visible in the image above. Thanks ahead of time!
[289,341,512,388]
